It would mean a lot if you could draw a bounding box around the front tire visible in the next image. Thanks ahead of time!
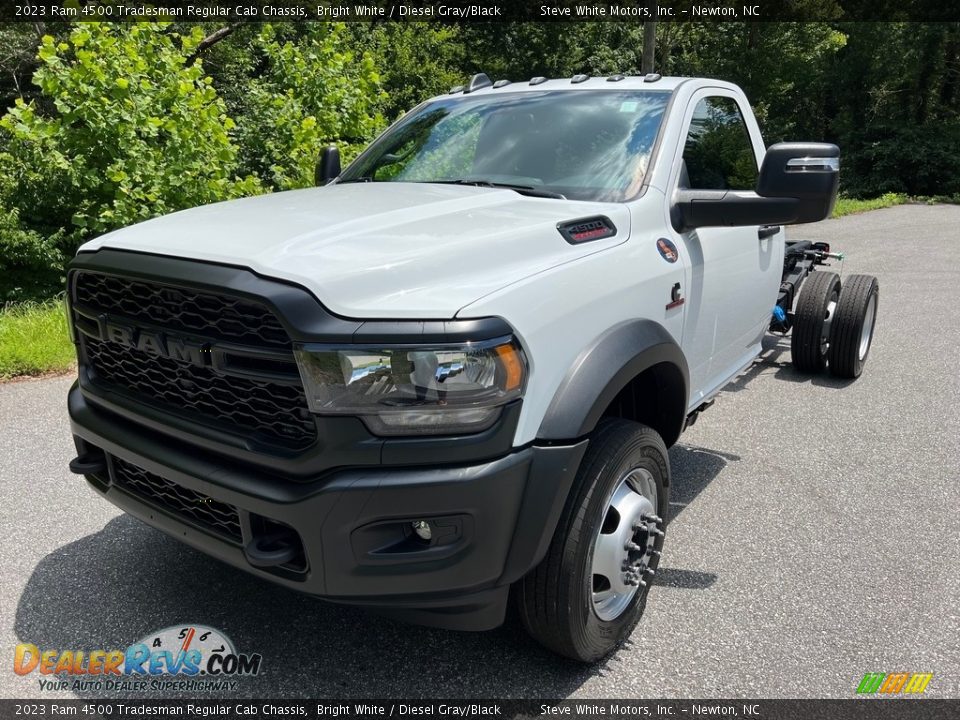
[518,419,669,662]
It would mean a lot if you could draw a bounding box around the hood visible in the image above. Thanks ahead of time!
[80,182,630,318]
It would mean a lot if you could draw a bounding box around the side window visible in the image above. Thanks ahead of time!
[681,97,758,191]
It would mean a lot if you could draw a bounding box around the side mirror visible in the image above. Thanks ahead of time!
[315,145,341,186]
[672,142,839,232]
[757,142,839,219]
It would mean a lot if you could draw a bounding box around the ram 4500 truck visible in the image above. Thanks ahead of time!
[66,74,878,662]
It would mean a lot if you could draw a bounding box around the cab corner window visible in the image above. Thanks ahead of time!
[682,97,758,191]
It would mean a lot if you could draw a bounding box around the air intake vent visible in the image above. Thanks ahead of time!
[558,216,617,244]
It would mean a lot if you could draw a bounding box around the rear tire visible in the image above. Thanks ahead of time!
[517,419,669,662]
[828,274,879,379]
[791,271,841,373]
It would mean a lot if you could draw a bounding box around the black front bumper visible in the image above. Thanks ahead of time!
[69,383,586,630]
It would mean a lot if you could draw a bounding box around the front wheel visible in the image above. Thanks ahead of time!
[517,419,669,662]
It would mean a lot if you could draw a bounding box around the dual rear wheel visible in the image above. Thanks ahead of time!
[791,271,879,378]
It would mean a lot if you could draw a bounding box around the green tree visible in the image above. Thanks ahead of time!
[346,23,463,121]
[0,22,258,245]
[828,22,960,197]
[234,23,386,191]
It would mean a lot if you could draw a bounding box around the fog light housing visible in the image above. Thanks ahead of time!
[411,520,432,541]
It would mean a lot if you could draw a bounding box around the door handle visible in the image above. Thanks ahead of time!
[758,225,781,239]
[665,282,684,310]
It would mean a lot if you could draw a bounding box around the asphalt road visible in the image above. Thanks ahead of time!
[1,204,958,700]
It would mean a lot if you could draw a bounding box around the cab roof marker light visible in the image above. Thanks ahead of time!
[571,74,590,84]
[493,79,512,89]
[529,76,547,85]
[464,73,493,94]
[644,73,663,82]
[607,74,626,82]
[449,85,464,94]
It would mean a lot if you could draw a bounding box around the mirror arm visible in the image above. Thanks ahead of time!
[672,190,802,233]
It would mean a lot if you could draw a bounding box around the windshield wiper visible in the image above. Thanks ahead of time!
[428,179,566,200]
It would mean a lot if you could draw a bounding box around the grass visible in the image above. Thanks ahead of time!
[831,192,908,218]
[0,299,75,380]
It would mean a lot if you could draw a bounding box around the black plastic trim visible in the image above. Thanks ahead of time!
[74,380,522,479]
[69,384,586,631]
[537,319,689,445]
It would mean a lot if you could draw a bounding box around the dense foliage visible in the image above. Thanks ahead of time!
[0,20,957,302]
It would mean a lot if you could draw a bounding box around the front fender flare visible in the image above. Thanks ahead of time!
[537,319,689,446]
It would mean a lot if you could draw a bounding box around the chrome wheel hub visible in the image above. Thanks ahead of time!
[821,297,838,356]
[591,467,662,621]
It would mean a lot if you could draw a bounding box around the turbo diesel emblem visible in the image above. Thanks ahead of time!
[101,320,210,368]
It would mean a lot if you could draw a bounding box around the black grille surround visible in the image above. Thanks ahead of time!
[71,269,317,452]
[111,456,243,544]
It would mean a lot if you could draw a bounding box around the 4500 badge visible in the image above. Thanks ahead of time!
[14,624,262,689]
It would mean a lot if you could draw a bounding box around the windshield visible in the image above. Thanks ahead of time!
[339,89,672,202]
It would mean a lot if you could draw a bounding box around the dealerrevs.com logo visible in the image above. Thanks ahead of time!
[856,672,934,695]
[14,624,262,693]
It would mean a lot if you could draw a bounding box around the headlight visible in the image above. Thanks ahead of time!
[294,336,527,436]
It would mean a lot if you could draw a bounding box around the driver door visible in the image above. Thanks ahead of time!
[668,92,781,406]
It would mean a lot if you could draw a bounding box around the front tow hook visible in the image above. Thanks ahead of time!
[69,454,107,476]
[244,532,300,568]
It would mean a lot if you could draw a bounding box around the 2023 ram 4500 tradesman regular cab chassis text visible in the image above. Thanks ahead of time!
[66,74,879,662]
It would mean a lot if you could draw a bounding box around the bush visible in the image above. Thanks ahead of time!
[0,23,259,247]
[0,160,64,302]
[842,124,960,198]
[832,192,908,218]
[235,24,386,191]
[0,221,64,303]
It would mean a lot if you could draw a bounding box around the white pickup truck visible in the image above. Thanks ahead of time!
[66,73,878,661]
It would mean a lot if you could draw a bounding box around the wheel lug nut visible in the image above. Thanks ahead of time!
[641,514,663,524]
[650,528,665,538]
[644,567,655,576]
[624,541,643,552]
[648,549,662,558]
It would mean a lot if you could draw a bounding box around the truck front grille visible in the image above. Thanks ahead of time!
[111,456,243,544]
[71,271,317,451]
[74,271,291,348]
